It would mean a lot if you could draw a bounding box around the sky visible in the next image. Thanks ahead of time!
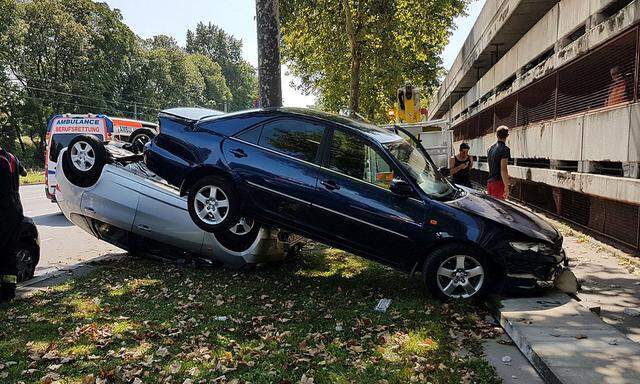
[103,0,486,107]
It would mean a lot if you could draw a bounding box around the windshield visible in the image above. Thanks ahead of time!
[384,139,456,199]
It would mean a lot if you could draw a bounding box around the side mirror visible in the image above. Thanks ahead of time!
[390,179,413,196]
[438,166,450,177]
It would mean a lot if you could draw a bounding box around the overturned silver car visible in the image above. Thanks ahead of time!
[55,144,303,268]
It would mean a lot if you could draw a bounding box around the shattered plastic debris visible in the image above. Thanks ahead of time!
[374,298,392,313]
[213,316,228,321]
[501,356,512,364]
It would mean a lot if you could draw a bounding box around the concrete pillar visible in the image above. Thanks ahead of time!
[623,162,640,179]
[579,160,596,173]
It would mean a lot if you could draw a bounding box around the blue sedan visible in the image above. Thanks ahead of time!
[143,107,568,300]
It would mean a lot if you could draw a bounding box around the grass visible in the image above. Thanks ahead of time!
[20,169,45,185]
[0,247,501,384]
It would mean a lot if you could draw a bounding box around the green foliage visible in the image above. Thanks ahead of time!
[0,0,257,166]
[186,22,258,110]
[280,0,469,122]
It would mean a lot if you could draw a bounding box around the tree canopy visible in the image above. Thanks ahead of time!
[0,0,256,165]
[280,0,469,122]
[187,22,258,111]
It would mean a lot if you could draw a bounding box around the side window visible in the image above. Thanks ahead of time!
[235,125,262,144]
[258,119,325,163]
[329,130,396,189]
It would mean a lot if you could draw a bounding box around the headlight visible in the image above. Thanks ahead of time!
[509,241,555,255]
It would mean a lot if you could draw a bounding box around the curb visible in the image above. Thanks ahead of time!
[489,301,562,384]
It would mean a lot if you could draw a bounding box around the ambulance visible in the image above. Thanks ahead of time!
[45,114,113,201]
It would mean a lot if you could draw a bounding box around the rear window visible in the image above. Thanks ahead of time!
[49,134,102,162]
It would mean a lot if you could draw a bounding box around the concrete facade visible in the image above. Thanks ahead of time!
[440,0,640,198]
[433,0,638,125]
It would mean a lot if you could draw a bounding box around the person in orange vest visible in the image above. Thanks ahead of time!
[0,145,23,303]
[606,66,629,107]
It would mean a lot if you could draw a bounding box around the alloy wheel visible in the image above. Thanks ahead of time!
[436,254,485,299]
[70,141,96,171]
[194,185,230,225]
[133,133,151,151]
[229,217,255,235]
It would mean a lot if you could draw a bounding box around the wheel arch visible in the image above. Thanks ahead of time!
[415,238,505,277]
[179,165,235,196]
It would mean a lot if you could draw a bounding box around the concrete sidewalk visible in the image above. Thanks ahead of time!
[565,236,640,344]
[16,253,126,299]
[495,291,640,384]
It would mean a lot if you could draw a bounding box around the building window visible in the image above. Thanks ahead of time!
[557,29,637,117]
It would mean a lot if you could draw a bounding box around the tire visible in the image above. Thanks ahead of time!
[423,244,490,301]
[129,130,155,154]
[187,175,240,232]
[61,134,107,188]
[15,241,38,283]
[213,217,262,252]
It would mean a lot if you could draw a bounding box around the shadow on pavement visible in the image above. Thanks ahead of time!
[31,212,73,228]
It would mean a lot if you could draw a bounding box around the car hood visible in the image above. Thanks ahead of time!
[446,190,560,244]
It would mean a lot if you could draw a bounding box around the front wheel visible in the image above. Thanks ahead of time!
[423,244,490,300]
[61,134,107,188]
[187,176,240,232]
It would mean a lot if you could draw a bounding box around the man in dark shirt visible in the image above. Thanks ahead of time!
[487,126,511,200]
[0,145,23,303]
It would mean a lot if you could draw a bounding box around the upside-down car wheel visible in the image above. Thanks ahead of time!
[61,134,108,188]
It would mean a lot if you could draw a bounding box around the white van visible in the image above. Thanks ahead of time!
[44,114,158,201]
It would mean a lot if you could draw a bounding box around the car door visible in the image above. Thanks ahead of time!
[222,117,327,230]
[131,179,205,253]
[311,128,426,265]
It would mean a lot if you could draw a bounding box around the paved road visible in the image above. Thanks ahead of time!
[19,184,123,277]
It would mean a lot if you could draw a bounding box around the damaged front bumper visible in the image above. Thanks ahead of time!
[503,247,572,291]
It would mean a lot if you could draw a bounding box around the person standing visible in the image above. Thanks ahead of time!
[449,143,473,188]
[0,145,23,303]
[487,126,511,200]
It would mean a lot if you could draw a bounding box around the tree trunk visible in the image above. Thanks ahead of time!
[343,0,361,113]
[255,0,283,108]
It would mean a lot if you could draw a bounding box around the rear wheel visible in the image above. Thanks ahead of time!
[61,135,108,188]
[423,244,490,300]
[129,130,155,153]
[187,176,240,232]
[213,217,262,252]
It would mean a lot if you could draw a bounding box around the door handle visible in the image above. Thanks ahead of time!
[321,180,340,191]
[230,148,247,158]
[85,207,95,213]
[137,224,151,232]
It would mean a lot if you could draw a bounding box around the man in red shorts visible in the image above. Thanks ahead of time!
[487,126,511,200]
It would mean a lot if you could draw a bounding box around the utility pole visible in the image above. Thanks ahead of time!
[255,0,282,108]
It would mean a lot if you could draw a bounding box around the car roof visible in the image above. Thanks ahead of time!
[200,107,403,144]
[160,107,225,122]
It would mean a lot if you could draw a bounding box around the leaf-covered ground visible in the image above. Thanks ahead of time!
[0,246,502,384]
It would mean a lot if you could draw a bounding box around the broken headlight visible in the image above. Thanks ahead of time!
[509,241,555,255]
